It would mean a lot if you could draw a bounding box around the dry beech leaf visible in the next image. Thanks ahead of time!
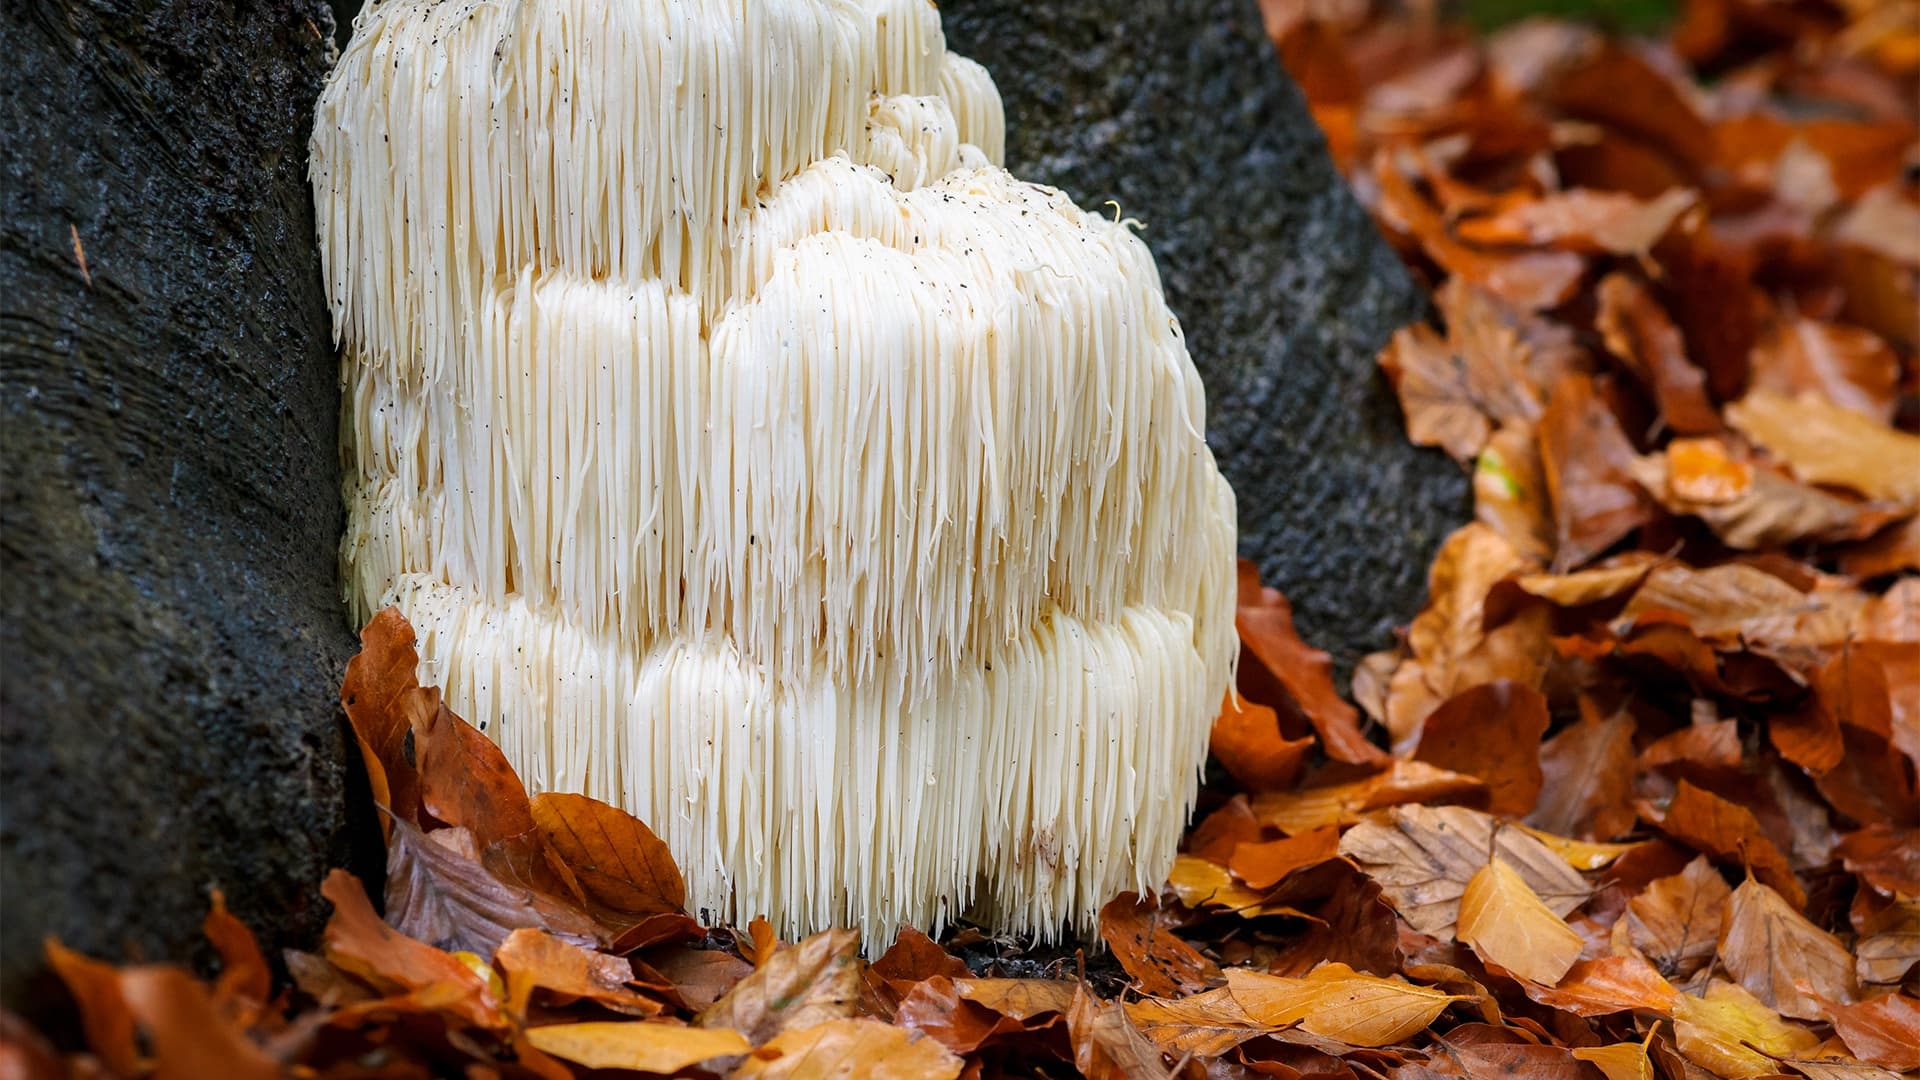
[1525,955,1679,1016]
[1540,372,1658,571]
[1124,988,1265,1058]
[1231,825,1343,890]
[1455,187,1695,257]
[1573,1041,1656,1080]
[1476,421,1556,563]
[1338,805,1591,937]
[524,1021,749,1072]
[871,927,970,990]
[1412,680,1549,817]
[1097,892,1220,997]
[1457,856,1584,985]
[1673,981,1820,1078]
[384,817,596,958]
[1067,985,1174,1080]
[1825,993,1920,1072]
[1167,854,1285,915]
[1378,278,1541,465]
[1226,963,1461,1047]
[893,977,1032,1057]
[1210,693,1316,793]
[202,889,270,1008]
[531,791,685,920]
[1835,826,1920,897]
[1516,827,1639,871]
[44,940,141,1076]
[1852,900,1919,988]
[1251,759,1489,834]
[1630,438,1895,550]
[698,930,876,1045]
[494,928,658,1019]
[410,687,536,849]
[339,608,427,834]
[1528,706,1638,842]
[733,1018,963,1080]
[1748,316,1900,422]
[1596,272,1721,436]
[1727,389,1920,505]
[1720,876,1860,1019]
[954,979,1078,1020]
[116,966,279,1080]
[1777,1059,1907,1080]
[1237,566,1389,767]
[1624,856,1733,983]
[317,869,501,1029]
[1648,781,1804,907]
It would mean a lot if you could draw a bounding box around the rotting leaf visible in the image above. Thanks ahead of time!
[1338,804,1591,937]
[1457,856,1584,985]
[1719,876,1859,1020]
[1226,963,1460,1047]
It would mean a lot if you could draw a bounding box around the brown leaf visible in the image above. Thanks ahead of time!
[384,817,596,957]
[1378,279,1543,464]
[1574,1042,1656,1080]
[411,688,534,849]
[339,607,426,833]
[1810,646,1920,828]
[44,940,140,1076]
[1458,857,1585,985]
[894,977,1031,1056]
[1748,317,1900,423]
[1266,862,1403,978]
[117,966,278,1080]
[733,1017,964,1080]
[1649,781,1804,907]
[699,930,878,1045]
[1525,954,1680,1016]
[1337,805,1592,937]
[523,1021,749,1072]
[1374,155,1586,311]
[1252,759,1489,835]
[1412,680,1549,817]
[648,947,753,1011]
[1124,988,1265,1058]
[1456,187,1696,257]
[1673,980,1820,1078]
[953,978,1078,1021]
[1210,694,1315,793]
[872,927,970,990]
[1727,389,1920,505]
[317,868,500,1028]
[1854,900,1920,987]
[1476,422,1556,563]
[1226,963,1460,1046]
[1185,796,1263,863]
[530,791,685,921]
[1825,993,1920,1072]
[1097,893,1220,998]
[1719,876,1858,1020]
[1630,438,1898,550]
[494,928,659,1018]
[1540,373,1657,570]
[1067,985,1173,1080]
[1597,272,1721,436]
[1236,566,1388,767]
[1836,826,1920,897]
[1529,705,1638,841]
[201,890,270,1008]
[1623,856,1733,983]
[1230,825,1343,890]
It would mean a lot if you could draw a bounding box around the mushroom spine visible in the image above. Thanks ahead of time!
[313,0,1238,945]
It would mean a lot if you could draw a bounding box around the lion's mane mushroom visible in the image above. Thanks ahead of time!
[312,0,1238,944]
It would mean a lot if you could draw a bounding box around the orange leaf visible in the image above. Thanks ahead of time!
[1066,985,1173,1080]
[117,966,278,1080]
[1457,857,1584,985]
[317,869,500,1029]
[1528,705,1638,841]
[1229,825,1343,890]
[202,889,270,1008]
[1719,877,1858,1020]
[1253,759,1488,835]
[1596,272,1721,435]
[1673,981,1819,1078]
[524,1021,750,1072]
[494,927,660,1019]
[1727,389,1920,505]
[1836,826,1920,897]
[1622,856,1732,983]
[1648,781,1804,907]
[736,1017,964,1079]
[1337,805,1591,937]
[1825,993,1920,1072]
[44,939,140,1076]
[698,930,878,1045]
[1749,316,1900,423]
[1097,893,1220,998]
[1226,963,1460,1046]
[339,607,426,834]
[1412,680,1549,817]
[1209,694,1315,792]
[1539,373,1657,570]
[1526,955,1679,1016]
[872,927,970,989]
[1236,565,1388,767]
[411,688,534,849]
[531,791,686,920]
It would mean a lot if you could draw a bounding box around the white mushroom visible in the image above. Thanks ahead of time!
[312,0,1238,946]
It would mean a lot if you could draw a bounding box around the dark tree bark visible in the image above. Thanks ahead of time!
[0,0,366,1015]
[940,0,1468,671]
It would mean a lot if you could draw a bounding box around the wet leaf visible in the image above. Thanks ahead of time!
[524,1021,749,1071]
[1720,877,1859,1020]
[1227,963,1460,1046]
[734,1017,964,1080]
[1458,856,1585,984]
[1338,805,1591,937]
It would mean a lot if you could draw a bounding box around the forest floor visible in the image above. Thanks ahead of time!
[9,0,1917,1077]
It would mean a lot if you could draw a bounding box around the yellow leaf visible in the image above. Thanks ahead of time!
[1673,982,1820,1079]
[1514,826,1639,871]
[1573,1043,1654,1080]
[732,1018,962,1080]
[525,1021,751,1071]
[1458,856,1585,985]
[1226,963,1460,1047]
[1726,389,1920,504]
[1339,806,1592,938]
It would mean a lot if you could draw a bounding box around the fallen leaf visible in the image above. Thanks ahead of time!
[1574,1041,1656,1080]
[1373,154,1585,311]
[385,818,597,958]
[1124,988,1265,1058]
[1630,438,1896,550]
[1338,805,1591,937]
[1067,985,1174,1080]
[1230,825,1343,890]
[1526,954,1679,1016]
[117,966,278,1080]
[1777,1058,1908,1080]
[1412,680,1549,816]
[1647,781,1804,907]
[1251,759,1489,834]
[1378,278,1543,464]
[894,977,1033,1056]
[494,928,659,1018]
[1835,826,1920,897]
[1727,389,1920,505]
[1528,706,1638,841]
[1853,900,1920,987]
[1456,187,1696,257]
[524,1021,750,1072]
[339,607,426,833]
[648,947,753,1011]
[411,688,535,849]
[699,930,877,1045]
[734,1017,964,1080]
[1237,567,1389,766]
[1673,981,1821,1078]
[1748,317,1900,422]
[44,940,140,1076]
[1825,993,1920,1071]
[1458,856,1585,984]
[1227,963,1460,1046]
[318,869,500,1029]
[1097,893,1220,998]
[1476,422,1557,562]
[872,927,970,989]
[1517,827,1640,870]
[1596,272,1721,435]
[530,792,685,922]
[1623,856,1733,983]
[954,979,1077,1020]
[1719,877,1860,1020]
[202,890,270,1009]
[1540,372,1658,570]
[1210,694,1316,793]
